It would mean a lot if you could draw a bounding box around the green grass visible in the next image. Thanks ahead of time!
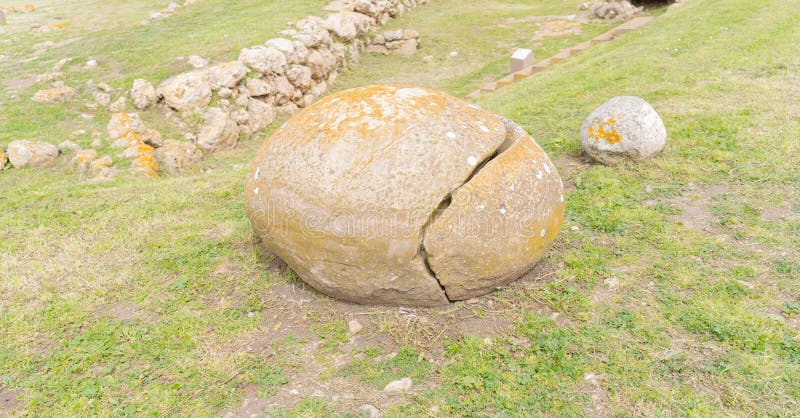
[2,0,800,416]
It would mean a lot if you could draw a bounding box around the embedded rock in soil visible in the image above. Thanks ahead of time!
[245,85,564,306]
[579,96,666,165]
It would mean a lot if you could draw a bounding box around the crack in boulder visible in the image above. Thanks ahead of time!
[418,118,516,301]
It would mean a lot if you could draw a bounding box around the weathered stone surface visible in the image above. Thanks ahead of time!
[7,140,59,168]
[286,64,313,90]
[424,117,565,300]
[71,149,100,173]
[156,70,212,111]
[322,11,373,41]
[245,77,275,97]
[196,107,240,152]
[579,96,666,165]
[154,139,202,173]
[0,150,8,169]
[246,85,562,306]
[93,91,112,107]
[239,46,287,74]
[32,86,77,104]
[265,38,309,65]
[58,140,81,153]
[306,48,337,80]
[107,112,145,140]
[205,60,248,89]
[383,377,412,393]
[131,79,157,110]
[247,99,276,133]
[129,143,159,178]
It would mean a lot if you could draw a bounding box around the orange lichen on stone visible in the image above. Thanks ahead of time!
[283,85,454,146]
[587,118,623,144]
[130,142,159,178]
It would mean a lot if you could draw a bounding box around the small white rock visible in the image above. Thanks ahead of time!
[357,404,380,418]
[348,319,364,335]
[383,377,412,393]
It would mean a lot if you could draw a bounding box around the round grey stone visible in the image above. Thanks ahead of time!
[579,96,666,165]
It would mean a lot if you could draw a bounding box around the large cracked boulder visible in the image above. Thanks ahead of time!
[580,96,666,165]
[246,85,565,306]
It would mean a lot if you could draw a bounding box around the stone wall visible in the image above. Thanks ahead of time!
[124,0,430,175]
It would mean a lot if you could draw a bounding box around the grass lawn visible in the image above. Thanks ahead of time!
[1,0,799,416]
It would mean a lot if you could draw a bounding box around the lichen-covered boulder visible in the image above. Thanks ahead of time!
[154,140,202,173]
[580,96,666,165]
[7,140,59,168]
[246,85,565,306]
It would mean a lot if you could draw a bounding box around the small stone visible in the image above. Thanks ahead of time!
[580,96,666,165]
[348,319,363,335]
[93,91,111,107]
[383,377,412,393]
[32,86,77,104]
[108,112,145,139]
[97,82,114,93]
[108,96,127,112]
[71,149,100,173]
[187,55,209,68]
[570,225,580,231]
[85,59,98,69]
[58,140,81,153]
[357,404,380,418]
[131,79,157,110]
[603,277,619,288]
[154,139,202,173]
[448,50,459,57]
[71,129,86,136]
[422,55,433,63]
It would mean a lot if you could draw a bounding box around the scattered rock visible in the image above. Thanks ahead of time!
[154,139,202,173]
[108,96,127,112]
[131,79,157,110]
[357,404,380,418]
[85,59,98,69]
[129,143,159,178]
[348,319,364,335]
[7,140,60,168]
[108,112,145,140]
[580,96,667,165]
[32,86,77,104]
[58,140,81,153]
[97,82,114,93]
[71,149,100,173]
[369,29,420,56]
[187,55,209,68]
[245,85,565,306]
[93,91,111,107]
[383,377,412,393]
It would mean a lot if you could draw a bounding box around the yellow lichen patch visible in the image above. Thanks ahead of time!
[130,143,159,179]
[588,118,623,144]
[0,151,8,168]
